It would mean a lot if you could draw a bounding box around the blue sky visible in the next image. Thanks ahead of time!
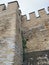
[0,0,49,18]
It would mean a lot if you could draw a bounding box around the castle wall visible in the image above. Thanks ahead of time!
[21,7,49,53]
[21,8,49,30]
[0,1,49,65]
[0,1,23,65]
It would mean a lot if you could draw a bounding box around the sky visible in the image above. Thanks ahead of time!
[0,0,49,18]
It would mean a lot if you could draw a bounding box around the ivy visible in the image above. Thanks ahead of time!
[21,32,27,62]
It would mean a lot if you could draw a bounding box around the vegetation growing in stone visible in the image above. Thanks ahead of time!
[21,32,27,62]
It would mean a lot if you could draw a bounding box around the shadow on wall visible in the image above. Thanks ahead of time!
[24,50,49,65]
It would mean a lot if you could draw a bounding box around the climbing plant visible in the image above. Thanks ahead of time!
[21,31,27,62]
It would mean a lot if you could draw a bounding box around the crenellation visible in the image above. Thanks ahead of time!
[0,1,20,18]
[7,1,19,11]
[22,8,49,21]
[48,6,49,11]
[22,15,27,21]
[0,1,49,65]
[21,7,49,31]
[38,8,47,17]
[19,10,21,14]
[0,4,6,12]
[29,11,36,20]
[21,15,27,25]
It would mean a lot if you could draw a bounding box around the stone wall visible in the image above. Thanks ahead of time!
[0,1,23,65]
[0,1,49,65]
[21,7,49,52]
[21,8,49,30]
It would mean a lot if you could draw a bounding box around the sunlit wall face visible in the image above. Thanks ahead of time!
[0,0,49,15]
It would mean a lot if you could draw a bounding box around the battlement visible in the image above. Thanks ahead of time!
[7,1,19,11]
[0,1,49,65]
[0,4,6,12]
[38,8,47,17]
[48,7,49,11]
[29,11,36,20]
[0,1,19,13]
[22,7,49,20]
[21,7,49,30]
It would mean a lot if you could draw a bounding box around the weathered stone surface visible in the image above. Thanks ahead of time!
[22,7,49,53]
[0,1,23,65]
[0,1,49,65]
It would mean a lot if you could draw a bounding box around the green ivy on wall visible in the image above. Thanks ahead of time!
[21,31,27,62]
